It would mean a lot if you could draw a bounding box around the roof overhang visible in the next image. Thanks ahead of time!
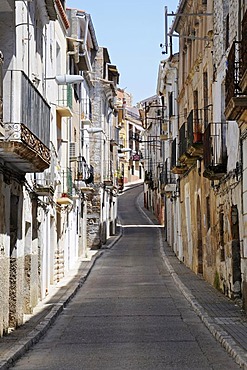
[170,0,186,34]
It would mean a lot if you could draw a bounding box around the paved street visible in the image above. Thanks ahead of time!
[9,184,242,369]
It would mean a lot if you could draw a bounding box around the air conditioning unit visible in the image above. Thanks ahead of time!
[69,141,78,160]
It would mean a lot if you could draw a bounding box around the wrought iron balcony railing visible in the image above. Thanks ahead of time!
[178,110,203,167]
[203,122,227,180]
[164,171,176,185]
[162,159,176,185]
[4,70,50,147]
[240,10,247,86]
[225,42,242,107]
[171,137,187,174]
[56,168,73,205]
[187,109,203,147]
[179,122,187,158]
[225,41,247,120]
[34,145,62,195]
[0,70,50,172]
[59,168,73,197]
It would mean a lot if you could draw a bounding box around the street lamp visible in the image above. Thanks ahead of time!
[86,128,105,134]
[45,75,84,85]
[55,75,84,85]
[118,147,132,153]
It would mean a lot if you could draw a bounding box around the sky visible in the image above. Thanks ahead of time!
[66,0,179,105]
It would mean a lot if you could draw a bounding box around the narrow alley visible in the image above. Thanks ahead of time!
[7,184,241,370]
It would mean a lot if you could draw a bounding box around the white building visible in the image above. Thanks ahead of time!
[0,0,120,336]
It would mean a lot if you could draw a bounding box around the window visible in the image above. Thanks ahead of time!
[206,196,211,230]
[169,92,173,117]
[193,90,199,130]
[203,71,209,129]
[225,14,230,50]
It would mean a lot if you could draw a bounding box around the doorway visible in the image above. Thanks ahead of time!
[231,205,241,298]
[197,196,203,274]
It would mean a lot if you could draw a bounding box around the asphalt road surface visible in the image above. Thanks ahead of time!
[12,184,240,369]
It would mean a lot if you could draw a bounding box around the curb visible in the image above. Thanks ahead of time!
[160,246,247,370]
[0,230,124,370]
[136,193,247,370]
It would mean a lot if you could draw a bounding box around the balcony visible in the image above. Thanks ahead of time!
[144,171,153,187]
[178,110,203,166]
[0,70,50,173]
[225,42,247,121]
[239,10,247,93]
[164,171,176,194]
[160,160,180,196]
[33,177,55,197]
[56,168,73,205]
[75,157,94,187]
[171,138,188,174]
[56,84,73,117]
[33,147,61,196]
[203,122,227,180]
[110,126,120,149]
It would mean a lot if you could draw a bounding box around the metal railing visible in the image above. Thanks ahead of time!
[163,159,176,184]
[187,109,203,146]
[57,84,73,110]
[178,110,203,158]
[179,122,187,157]
[225,42,242,106]
[3,69,50,147]
[203,122,227,170]
[241,10,247,80]
[61,168,73,196]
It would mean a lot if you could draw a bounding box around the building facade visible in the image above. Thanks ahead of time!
[143,0,247,310]
[0,0,120,336]
[117,90,144,191]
